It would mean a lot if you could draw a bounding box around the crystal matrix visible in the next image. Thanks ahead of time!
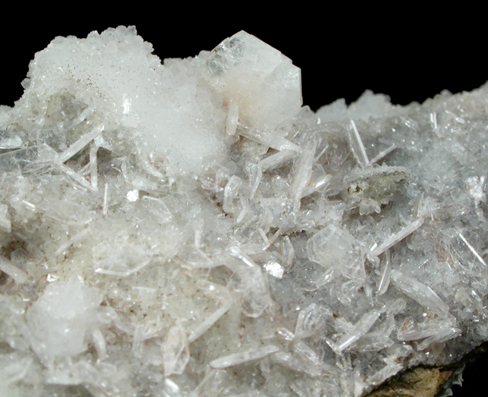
[0,26,487,397]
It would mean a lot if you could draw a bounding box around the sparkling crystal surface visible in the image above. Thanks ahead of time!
[0,26,487,396]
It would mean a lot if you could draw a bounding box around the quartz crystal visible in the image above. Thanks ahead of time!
[1,26,488,397]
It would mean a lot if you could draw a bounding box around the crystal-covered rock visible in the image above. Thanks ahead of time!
[1,26,488,397]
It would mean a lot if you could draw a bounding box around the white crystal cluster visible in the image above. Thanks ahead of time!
[0,26,487,397]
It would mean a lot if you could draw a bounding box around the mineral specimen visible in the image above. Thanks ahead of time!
[0,26,487,397]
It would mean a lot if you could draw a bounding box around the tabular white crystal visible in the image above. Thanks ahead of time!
[307,224,364,278]
[2,26,488,397]
[25,281,101,363]
[92,239,151,276]
[203,31,302,131]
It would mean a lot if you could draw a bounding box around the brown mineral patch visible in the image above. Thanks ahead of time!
[366,367,452,397]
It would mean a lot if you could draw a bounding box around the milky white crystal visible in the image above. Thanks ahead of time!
[0,26,487,397]
[26,281,102,363]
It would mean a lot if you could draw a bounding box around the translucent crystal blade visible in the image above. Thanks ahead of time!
[391,270,450,317]
[209,345,279,369]
[162,323,190,376]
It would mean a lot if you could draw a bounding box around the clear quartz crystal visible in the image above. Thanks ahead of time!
[1,26,488,397]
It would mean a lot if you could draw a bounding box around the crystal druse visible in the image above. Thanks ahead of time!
[0,26,487,396]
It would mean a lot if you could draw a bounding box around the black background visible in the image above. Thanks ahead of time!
[0,7,486,396]
[2,9,487,111]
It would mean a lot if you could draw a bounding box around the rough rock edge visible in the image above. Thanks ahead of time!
[366,342,488,397]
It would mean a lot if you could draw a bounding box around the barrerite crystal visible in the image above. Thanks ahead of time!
[0,26,487,397]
